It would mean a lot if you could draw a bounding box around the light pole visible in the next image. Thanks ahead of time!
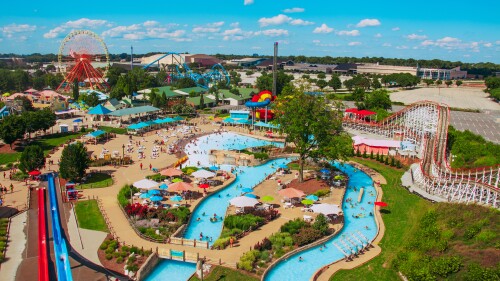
[122,144,125,166]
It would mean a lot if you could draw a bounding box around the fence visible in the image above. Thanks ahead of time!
[158,248,201,263]
[95,196,118,241]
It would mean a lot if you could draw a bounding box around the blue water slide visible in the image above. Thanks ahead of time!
[245,98,271,108]
[47,174,73,281]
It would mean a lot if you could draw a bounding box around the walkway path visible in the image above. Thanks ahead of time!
[0,211,27,281]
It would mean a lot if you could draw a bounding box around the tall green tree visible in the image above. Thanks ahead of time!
[199,92,205,109]
[59,142,90,182]
[274,87,352,182]
[82,92,100,107]
[72,79,79,100]
[328,75,342,92]
[455,80,463,87]
[14,96,35,112]
[0,115,26,149]
[423,79,434,87]
[19,145,45,173]
[317,73,326,79]
[445,80,453,87]
[363,89,392,110]
[316,79,327,89]
[256,71,294,95]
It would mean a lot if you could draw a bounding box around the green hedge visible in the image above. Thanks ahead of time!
[224,214,264,231]
[118,184,138,207]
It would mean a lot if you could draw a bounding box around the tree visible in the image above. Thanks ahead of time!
[328,75,342,92]
[372,78,382,89]
[209,86,219,105]
[256,71,294,95]
[72,79,79,101]
[316,79,327,89]
[82,92,100,107]
[0,115,26,149]
[19,145,45,173]
[455,80,463,87]
[312,213,329,235]
[364,89,392,110]
[424,79,434,87]
[175,77,197,89]
[436,80,443,87]
[445,80,453,87]
[14,96,35,112]
[485,77,500,90]
[274,87,352,182]
[199,93,205,109]
[36,108,56,132]
[59,142,90,182]
[317,73,326,79]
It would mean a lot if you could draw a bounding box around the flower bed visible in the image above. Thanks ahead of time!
[0,218,8,263]
[98,236,152,276]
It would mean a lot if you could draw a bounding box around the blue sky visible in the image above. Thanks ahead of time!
[1,0,499,63]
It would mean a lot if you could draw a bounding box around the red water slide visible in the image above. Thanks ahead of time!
[38,188,49,281]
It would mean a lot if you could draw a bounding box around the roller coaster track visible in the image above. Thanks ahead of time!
[343,101,499,208]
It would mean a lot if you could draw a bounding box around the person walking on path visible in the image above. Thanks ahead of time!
[149,164,152,171]
[140,163,143,170]
[10,183,13,193]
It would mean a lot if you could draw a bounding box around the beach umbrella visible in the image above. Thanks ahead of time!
[242,188,253,193]
[209,165,219,171]
[261,195,274,202]
[148,189,161,195]
[306,195,319,201]
[172,178,183,183]
[2,93,10,97]
[150,196,163,202]
[320,168,330,174]
[160,168,183,177]
[301,199,314,205]
[278,188,305,198]
[159,183,168,190]
[310,204,341,215]
[28,170,41,176]
[139,193,151,199]
[374,201,388,207]
[133,179,158,190]
[229,196,259,208]
[278,163,289,169]
[73,118,83,123]
[170,195,183,202]
[191,169,216,179]
[168,181,192,192]
[198,183,210,189]
[245,193,258,199]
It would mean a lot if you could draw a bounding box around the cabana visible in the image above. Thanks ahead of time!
[344,108,376,122]
[352,136,401,156]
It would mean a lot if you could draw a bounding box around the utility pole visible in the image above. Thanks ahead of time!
[131,46,134,71]
[272,42,278,96]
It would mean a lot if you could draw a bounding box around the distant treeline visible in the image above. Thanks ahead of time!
[1,53,499,76]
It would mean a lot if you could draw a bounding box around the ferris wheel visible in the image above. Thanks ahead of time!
[56,30,110,92]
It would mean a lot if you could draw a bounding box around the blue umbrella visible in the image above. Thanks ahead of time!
[73,118,83,123]
[320,168,330,174]
[306,194,319,201]
[139,193,151,199]
[148,189,161,195]
[170,195,183,202]
[209,165,219,171]
[245,193,258,199]
[278,164,289,169]
[150,196,163,202]
[159,183,168,190]
[242,188,253,193]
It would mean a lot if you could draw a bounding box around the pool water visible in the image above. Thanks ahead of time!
[182,132,288,244]
[144,259,196,281]
[263,162,378,281]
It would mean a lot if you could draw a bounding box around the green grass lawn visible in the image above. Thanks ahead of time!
[0,131,89,166]
[98,126,128,135]
[331,158,431,281]
[189,266,259,281]
[77,172,113,189]
[74,199,109,232]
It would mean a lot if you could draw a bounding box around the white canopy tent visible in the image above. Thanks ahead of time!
[229,196,259,208]
[310,204,342,216]
[133,179,159,190]
[191,169,216,179]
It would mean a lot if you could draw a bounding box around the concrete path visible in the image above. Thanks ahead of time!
[0,211,27,281]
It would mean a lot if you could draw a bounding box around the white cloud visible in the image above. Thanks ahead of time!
[312,40,320,43]
[283,7,304,13]
[123,33,145,40]
[102,22,187,41]
[348,41,362,46]
[483,42,493,47]
[496,40,500,45]
[374,33,382,38]
[251,46,262,49]
[290,19,314,26]
[382,43,391,47]
[102,24,141,37]
[1,23,37,34]
[244,0,254,5]
[64,18,108,28]
[313,24,334,34]
[258,14,291,27]
[143,21,159,27]
[392,27,400,31]
[356,19,381,27]
[406,33,427,40]
[463,54,471,58]
[396,45,409,49]
[221,28,254,41]
[230,22,240,28]
[337,30,360,36]
[255,29,288,37]
[43,26,65,38]
[192,22,224,33]
[172,37,192,42]
[222,28,242,36]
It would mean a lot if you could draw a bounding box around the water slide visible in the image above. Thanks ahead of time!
[47,173,73,281]
[244,90,273,108]
[0,106,8,117]
[38,188,49,281]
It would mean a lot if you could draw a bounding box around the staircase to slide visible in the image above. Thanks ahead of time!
[343,101,499,208]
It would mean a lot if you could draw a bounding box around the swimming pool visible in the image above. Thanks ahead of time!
[182,132,288,244]
[144,259,196,281]
[263,162,378,281]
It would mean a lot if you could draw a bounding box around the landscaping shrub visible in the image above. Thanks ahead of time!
[430,256,462,277]
[105,254,113,260]
[126,264,139,272]
[280,218,307,235]
[292,227,323,246]
[181,166,198,174]
[269,232,294,248]
[212,237,231,250]
[237,250,259,272]
[220,228,242,238]
[118,184,138,207]
[312,214,329,235]
[313,188,330,198]
[253,237,272,251]
[224,214,264,231]
[116,257,123,264]
[146,174,168,182]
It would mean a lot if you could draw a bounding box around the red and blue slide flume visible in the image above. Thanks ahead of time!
[38,188,49,281]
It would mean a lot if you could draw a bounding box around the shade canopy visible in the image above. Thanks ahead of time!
[168,181,192,192]
[73,118,83,123]
[87,104,112,115]
[374,201,388,207]
[86,130,106,138]
[229,196,259,208]
[139,193,151,199]
[198,183,210,189]
[159,183,168,190]
[306,195,319,201]
[160,168,183,177]
[278,188,305,198]
[310,204,341,215]
[170,195,183,202]
[28,170,41,176]
[150,196,163,202]
[148,189,161,195]
[209,165,219,171]
[172,178,183,183]
[301,199,314,205]
[261,195,274,202]
[319,168,330,174]
[133,179,159,190]
[191,169,216,179]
